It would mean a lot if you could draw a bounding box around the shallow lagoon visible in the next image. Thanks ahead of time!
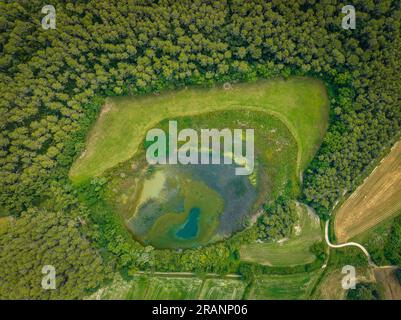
[113,109,299,249]
[128,151,258,249]
[176,207,200,239]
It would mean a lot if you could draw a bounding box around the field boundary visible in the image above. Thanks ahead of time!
[334,139,401,242]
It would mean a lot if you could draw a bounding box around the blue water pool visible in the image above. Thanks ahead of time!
[176,207,201,239]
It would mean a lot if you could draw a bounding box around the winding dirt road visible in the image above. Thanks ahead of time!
[325,220,376,267]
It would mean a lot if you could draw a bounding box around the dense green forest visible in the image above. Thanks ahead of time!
[0,0,400,299]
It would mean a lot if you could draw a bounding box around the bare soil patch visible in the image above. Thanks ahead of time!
[335,141,401,242]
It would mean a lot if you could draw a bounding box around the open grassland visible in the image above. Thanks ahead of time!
[90,274,245,300]
[311,267,374,300]
[70,77,328,183]
[125,276,202,300]
[94,275,202,300]
[335,141,401,242]
[247,270,321,300]
[352,212,397,265]
[239,203,322,267]
[198,279,246,300]
[90,272,323,300]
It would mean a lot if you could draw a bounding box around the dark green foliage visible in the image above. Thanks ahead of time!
[384,216,401,266]
[328,246,369,268]
[0,209,107,299]
[347,283,382,300]
[310,242,326,261]
[396,269,401,285]
[258,198,298,240]
[361,214,401,267]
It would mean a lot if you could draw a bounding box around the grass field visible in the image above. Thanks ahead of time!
[335,140,401,242]
[91,274,246,300]
[126,276,202,300]
[90,272,323,300]
[351,212,397,265]
[247,270,321,300]
[311,267,374,300]
[70,77,328,183]
[239,203,322,267]
[198,279,247,300]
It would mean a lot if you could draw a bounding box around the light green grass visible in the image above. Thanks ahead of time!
[97,275,202,300]
[198,279,246,300]
[70,77,328,183]
[126,276,203,300]
[92,274,246,300]
[239,203,322,267]
[248,271,321,300]
[90,272,322,300]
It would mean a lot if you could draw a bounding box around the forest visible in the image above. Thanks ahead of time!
[0,0,400,299]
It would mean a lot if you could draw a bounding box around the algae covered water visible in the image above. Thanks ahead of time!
[127,151,258,249]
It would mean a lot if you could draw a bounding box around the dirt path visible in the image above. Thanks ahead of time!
[136,271,241,279]
[325,220,377,267]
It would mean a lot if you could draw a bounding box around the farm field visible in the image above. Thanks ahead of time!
[90,274,245,300]
[93,275,202,300]
[335,141,401,242]
[69,77,328,183]
[247,271,321,300]
[239,203,322,267]
[351,212,398,265]
[374,268,401,300]
[126,276,202,300]
[198,279,247,300]
[90,272,324,300]
[311,267,374,300]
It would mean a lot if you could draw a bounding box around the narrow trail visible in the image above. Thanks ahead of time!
[324,220,377,267]
[136,271,241,279]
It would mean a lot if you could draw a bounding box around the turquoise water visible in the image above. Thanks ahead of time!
[176,207,200,239]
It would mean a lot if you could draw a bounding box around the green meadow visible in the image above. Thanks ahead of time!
[93,274,243,300]
[89,272,321,300]
[239,203,322,267]
[247,271,322,300]
[70,77,328,183]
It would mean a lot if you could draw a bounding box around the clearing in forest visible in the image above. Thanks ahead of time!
[335,141,401,242]
[239,203,322,267]
[69,77,328,183]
